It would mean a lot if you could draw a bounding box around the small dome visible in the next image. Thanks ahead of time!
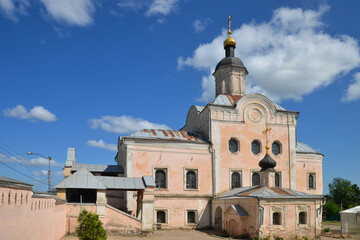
[259,153,277,172]
[215,57,246,72]
[224,33,236,47]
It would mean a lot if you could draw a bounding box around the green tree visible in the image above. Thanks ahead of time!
[323,200,340,215]
[76,210,107,240]
[328,178,360,209]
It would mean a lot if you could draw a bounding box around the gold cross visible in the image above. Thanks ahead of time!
[227,15,232,33]
[262,123,271,154]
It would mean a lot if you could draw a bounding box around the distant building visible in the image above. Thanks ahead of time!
[56,20,324,239]
[341,206,360,235]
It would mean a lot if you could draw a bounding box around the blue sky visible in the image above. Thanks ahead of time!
[0,0,359,193]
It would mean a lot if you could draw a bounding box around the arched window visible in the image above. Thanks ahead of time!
[21,194,23,204]
[231,172,241,189]
[299,211,307,224]
[26,194,28,204]
[252,140,261,154]
[252,172,260,186]
[273,212,281,225]
[229,139,239,153]
[308,174,315,189]
[8,192,10,204]
[186,170,197,189]
[155,169,166,189]
[1,193,4,204]
[14,193,17,204]
[275,173,281,187]
[272,141,281,155]
[156,210,166,223]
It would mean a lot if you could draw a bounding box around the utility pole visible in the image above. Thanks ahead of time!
[27,152,52,192]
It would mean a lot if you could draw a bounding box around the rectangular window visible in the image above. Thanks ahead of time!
[186,210,197,224]
[230,170,242,189]
[156,210,167,224]
[275,172,282,187]
[252,171,260,186]
[66,189,97,203]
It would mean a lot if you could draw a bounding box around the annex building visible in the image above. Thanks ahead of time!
[56,21,324,239]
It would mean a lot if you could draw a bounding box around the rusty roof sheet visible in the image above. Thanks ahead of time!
[130,129,205,142]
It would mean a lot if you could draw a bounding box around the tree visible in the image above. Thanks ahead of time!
[328,178,360,209]
[76,210,107,240]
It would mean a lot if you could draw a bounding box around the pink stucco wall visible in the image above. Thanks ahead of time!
[296,155,323,195]
[0,187,66,240]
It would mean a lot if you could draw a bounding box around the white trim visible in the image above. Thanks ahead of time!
[307,173,316,190]
[270,205,286,231]
[155,208,169,225]
[229,169,243,189]
[184,168,199,191]
[185,209,198,225]
[153,167,169,190]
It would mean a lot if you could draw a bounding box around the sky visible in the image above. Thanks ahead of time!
[0,0,359,194]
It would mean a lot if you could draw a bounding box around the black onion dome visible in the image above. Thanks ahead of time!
[259,153,277,172]
[215,57,246,72]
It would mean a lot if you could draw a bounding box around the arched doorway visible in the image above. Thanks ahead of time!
[214,206,222,230]
[228,219,238,236]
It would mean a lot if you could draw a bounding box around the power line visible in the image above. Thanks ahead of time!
[0,161,47,185]
[0,147,36,173]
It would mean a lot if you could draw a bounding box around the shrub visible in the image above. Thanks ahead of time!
[324,228,331,232]
[253,236,260,240]
[76,209,107,240]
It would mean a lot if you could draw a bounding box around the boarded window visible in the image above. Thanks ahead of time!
[157,211,166,223]
[231,172,241,189]
[275,173,281,187]
[273,212,281,225]
[187,211,196,224]
[229,139,239,153]
[299,211,307,224]
[155,169,166,189]
[66,189,97,203]
[252,140,261,154]
[272,142,281,155]
[252,172,260,186]
[186,170,197,189]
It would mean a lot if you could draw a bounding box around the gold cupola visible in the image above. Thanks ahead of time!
[224,15,236,47]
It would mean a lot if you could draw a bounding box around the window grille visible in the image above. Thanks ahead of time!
[308,174,315,189]
[273,212,281,225]
[231,172,241,189]
[252,172,260,186]
[299,211,307,224]
[272,142,281,155]
[155,169,166,189]
[186,170,197,189]
[187,211,196,224]
[252,140,260,154]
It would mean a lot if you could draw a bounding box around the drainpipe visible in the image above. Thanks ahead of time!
[257,197,264,237]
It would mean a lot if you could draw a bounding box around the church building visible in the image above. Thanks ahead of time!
[57,18,324,239]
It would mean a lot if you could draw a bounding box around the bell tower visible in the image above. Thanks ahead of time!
[213,15,248,97]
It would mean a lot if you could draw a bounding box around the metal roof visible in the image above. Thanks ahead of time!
[217,186,323,200]
[72,164,124,173]
[296,142,319,154]
[65,148,76,167]
[142,176,156,187]
[215,57,246,72]
[341,206,360,214]
[96,176,145,190]
[130,129,205,142]
[0,176,33,190]
[55,168,107,189]
[229,205,249,216]
[210,94,287,111]
[194,105,204,112]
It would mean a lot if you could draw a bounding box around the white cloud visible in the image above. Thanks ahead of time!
[342,72,360,102]
[40,0,95,26]
[117,0,143,11]
[33,170,48,176]
[146,0,178,16]
[88,115,170,134]
[3,105,57,122]
[87,139,117,152]
[178,6,360,102]
[0,0,28,21]
[193,18,212,33]
[0,153,63,167]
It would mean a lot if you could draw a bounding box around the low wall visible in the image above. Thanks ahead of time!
[66,203,141,235]
[0,187,66,240]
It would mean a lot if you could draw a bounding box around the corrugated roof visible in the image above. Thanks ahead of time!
[230,205,249,216]
[72,164,124,173]
[296,142,319,154]
[0,176,33,189]
[95,176,145,190]
[55,168,107,189]
[217,186,323,199]
[130,129,205,142]
[341,206,360,214]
